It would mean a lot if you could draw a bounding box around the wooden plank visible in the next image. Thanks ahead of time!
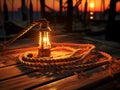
[0,64,34,81]
[0,59,110,90]
[0,36,120,90]
[0,53,18,68]
[34,63,120,90]
[53,35,120,55]
[0,71,73,90]
[67,35,120,50]
[0,38,37,68]
[73,36,120,56]
[0,47,37,68]
[94,79,120,90]
[83,36,120,49]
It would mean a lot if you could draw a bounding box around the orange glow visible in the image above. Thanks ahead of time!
[39,32,51,49]
[43,37,47,42]
[90,11,94,15]
[90,3,94,9]
[90,16,94,19]
[1,0,120,12]
[116,2,120,11]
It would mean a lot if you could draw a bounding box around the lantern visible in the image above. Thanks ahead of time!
[38,19,51,57]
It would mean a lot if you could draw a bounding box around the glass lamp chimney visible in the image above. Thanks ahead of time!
[38,19,51,57]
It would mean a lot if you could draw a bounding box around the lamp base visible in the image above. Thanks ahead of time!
[38,49,51,57]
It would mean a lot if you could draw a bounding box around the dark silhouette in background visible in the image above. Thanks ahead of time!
[29,0,33,23]
[3,0,9,21]
[40,0,46,18]
[83,0,88,25]
[59,0,63,14]
[21,0,28,21]
[1,0,120,42]
[66,0,73,32]
[106,0,120,42]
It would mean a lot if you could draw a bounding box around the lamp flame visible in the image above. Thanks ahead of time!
[39,31,51,49]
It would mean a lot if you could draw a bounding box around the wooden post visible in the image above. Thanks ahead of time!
[3,0,9,21]
[0,0,2,24]
[11,0,14,20]
[83,0,88,25]
[100,0,105,20]
[66,0,73,32]
[106,0,120,42]
[29,0,33,23]
[106,0,118,41]
[21,0,28,21]
[59,0,63,14]
[40,0,46,18]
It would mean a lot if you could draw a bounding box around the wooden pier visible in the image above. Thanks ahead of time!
[0,35,120,90]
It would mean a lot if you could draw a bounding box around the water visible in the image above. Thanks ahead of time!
[0,25,6,38]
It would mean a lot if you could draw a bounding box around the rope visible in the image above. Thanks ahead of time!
[18,43,112,73]
[4,21,39,47]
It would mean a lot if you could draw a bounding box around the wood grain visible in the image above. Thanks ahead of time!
[0,64,34,81]
[0,71,74,90]
[34,63,120,90]
[0,36,120,90]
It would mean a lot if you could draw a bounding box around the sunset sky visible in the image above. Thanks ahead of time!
[0,0,120,12]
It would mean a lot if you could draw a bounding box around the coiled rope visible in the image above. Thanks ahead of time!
[18,43,112,72]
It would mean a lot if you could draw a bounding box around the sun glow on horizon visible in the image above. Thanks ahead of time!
[90,2,94,9]
[0,0,120,12]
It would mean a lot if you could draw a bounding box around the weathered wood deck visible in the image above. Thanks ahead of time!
[0,35,120,90]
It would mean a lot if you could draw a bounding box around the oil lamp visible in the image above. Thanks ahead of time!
[18,18,111,74]
[38,19,51,57]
